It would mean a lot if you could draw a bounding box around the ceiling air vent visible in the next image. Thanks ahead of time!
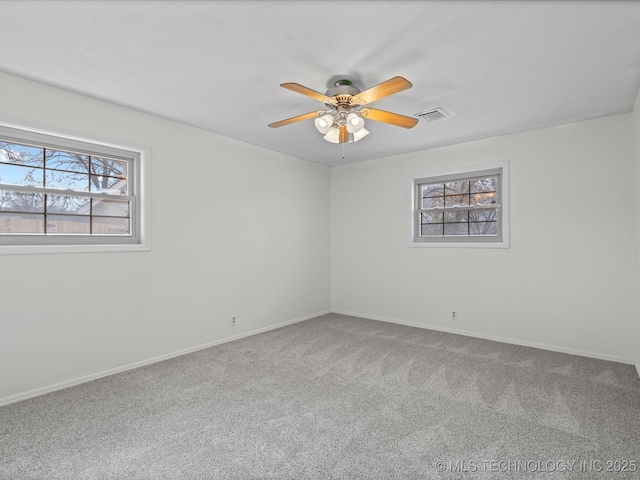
[416,108,449,122]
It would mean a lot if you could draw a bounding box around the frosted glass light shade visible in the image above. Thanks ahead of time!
[352,127,369,142]
[346,112,365,133]
[315,114,335,134]
[323,127,341,143]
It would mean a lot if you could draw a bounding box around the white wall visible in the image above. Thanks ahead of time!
[0,72,331,404]
[332,114,638,363]
[635,87,640,374]
[2,71,638,406]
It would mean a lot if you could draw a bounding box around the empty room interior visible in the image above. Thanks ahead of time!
[1,1,640,478]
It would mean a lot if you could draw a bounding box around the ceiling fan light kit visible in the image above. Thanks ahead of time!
[323,127,341,144]
[314,113,334,134]
[346,112,364,133]
[269,76,419,145]
[350,127,369,143]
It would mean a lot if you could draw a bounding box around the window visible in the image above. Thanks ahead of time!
[411,163,509,247]
[0,122,149,254]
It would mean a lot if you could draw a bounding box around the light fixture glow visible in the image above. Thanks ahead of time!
[315,110,368,144]
[314,114,334,134]
[346,112,365,133]
[323,126,341,143]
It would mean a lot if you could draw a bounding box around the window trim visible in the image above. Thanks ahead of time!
[409,161,509,248]
[0,119,150,254]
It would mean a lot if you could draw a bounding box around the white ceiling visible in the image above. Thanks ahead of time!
[0,1,639,166]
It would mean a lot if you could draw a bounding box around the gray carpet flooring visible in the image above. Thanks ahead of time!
[1,313,639,479]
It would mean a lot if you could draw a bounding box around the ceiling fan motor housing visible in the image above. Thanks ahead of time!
[325,80,361,108]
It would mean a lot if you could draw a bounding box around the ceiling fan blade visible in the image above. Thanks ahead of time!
[281,83,336,104]
[339,125,348,143]
[359,108,419,129]
[268,111,321,128]
[352,76,413,105]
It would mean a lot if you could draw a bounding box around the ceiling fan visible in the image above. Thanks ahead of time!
[268,76,419,144]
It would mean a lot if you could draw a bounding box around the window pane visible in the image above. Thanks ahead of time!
[469,208,497,222]
[90,176,127,194]
[47,195,90,214]
[92,198,129,217]
[421,211,443,224]
[414,169,503,243]
[0,212,44,233]
[470,177,497,193]
[444,223,469,236]
[470,222,497,235]
[92,216,130,235]
[0,142,43,167]
[0,164,43,187]
[444,181,469,195]
[470,192,497,205]
[0,125,140,246]
[444,195,469,207]
[90,157,127,178]
[421,224,443,236]
[444,210,468,223]
[421,183,443,198]
[45,171,89,191]
[422,196,444,209]
[46,215,90,234]
[45,150,89,173]
[0,191,45,213]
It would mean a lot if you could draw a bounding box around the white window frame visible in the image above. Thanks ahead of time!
[0,120,150,254]
[409,161,509,248]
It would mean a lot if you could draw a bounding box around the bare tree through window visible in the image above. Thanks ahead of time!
[0,141,130,235]
[414,168,504,242]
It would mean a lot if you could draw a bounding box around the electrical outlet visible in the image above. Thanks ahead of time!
[231,315,236,326]
[451,310,457,320]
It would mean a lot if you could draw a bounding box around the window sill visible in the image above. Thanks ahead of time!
[408,239,509,249]
[0,242,150,255]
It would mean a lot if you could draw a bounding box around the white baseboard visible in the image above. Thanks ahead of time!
[0,310,330,407]
[332,309,637,366]
[2,309,636,407]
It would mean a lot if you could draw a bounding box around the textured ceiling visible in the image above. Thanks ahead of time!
[0,1,639,166]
